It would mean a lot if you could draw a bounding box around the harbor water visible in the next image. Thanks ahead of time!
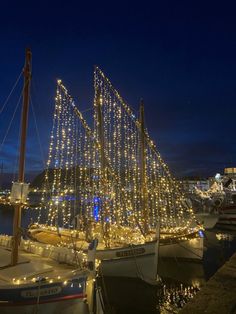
[1,207,236,313]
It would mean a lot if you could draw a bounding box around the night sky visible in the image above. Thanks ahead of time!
[0,1,236,183]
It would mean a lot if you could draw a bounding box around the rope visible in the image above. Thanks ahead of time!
[70,234,82,268]
[81,107,93,113]
[12,121,21,182]
[0,92,22,153]
[0,70,23,116]
[34,278,41,314]
[129,244,144,279]
[176,240,203,259]
[96,284,106,313]
[98,266,113,313]
[30,95,46,168]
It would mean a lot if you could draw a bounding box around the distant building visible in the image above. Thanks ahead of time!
[224,167,236,179]
[192,168,236,193]
[182,179,210,193]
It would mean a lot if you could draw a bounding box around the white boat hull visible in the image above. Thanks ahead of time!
[217,214,236,230]
[97,240,158,282]
[159,236,203,260]
[195,213,219,229]
[28,227,204,282]
[217,204,236,230]
[97,235,203,280]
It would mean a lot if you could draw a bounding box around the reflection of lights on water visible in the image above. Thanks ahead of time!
[158,284,200,313]
[191,280,201,289]
[216,233,234,241]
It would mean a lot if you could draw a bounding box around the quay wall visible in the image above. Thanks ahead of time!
[180,252,236,314]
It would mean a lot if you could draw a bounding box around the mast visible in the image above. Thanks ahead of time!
[11,48,32,265]
[95,88,110,247]
[140,100,149,235]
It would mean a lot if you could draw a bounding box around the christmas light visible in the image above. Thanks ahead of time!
[36,69,200,250]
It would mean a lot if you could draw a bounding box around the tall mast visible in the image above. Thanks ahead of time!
[95,89,110,247]
[11,48,32,265]
[140,100,149,235]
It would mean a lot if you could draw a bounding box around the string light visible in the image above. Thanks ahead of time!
[36,68,200,250]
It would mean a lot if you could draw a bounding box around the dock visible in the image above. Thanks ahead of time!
[180,252,236,314]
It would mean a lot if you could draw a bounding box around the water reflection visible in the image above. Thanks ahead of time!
[0,206,39,235]
[99,257,204,314]
[216,231,235,242]
[160,284,199,314]
[96,229,236,313]
[158,258,204,287]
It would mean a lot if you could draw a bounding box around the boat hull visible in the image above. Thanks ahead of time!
[217,214,236,230]
[97,235,203,280]
[159,236,203,260]
[0,235,96,314]
[195,213,219,229]
[216,204,236,230]
[0,297,88,314]
[0,279,90,314]
[27,227,203,282]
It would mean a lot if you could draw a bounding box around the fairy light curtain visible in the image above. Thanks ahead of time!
[94,67,195,231]
[38,70,195,234]
[38,80,127,230]
[39,81,100,228]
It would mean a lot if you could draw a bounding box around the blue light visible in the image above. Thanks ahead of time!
[93,196,100,221]
[52,196,63,202]
[64,195,76,201]
[198,229,204,238]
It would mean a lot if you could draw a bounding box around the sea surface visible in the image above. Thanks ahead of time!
[1,207,236,314]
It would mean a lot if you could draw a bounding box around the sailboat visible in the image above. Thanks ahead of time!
[216,174,236,229]
[193,173,236,229]
[29,67,204,283]
[0,49,98,314]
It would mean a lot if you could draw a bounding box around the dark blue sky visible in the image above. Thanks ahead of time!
[0,0,236,180]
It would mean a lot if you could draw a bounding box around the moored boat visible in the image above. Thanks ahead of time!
[29,225,203,281]
[216,203,236,230]
[0,235,97,314]
[97,232,203,280]
[195,212,219,229]
[216,183,236,230]
[29,66,203,284]
[0,49,99,314]
[192,172,236,230]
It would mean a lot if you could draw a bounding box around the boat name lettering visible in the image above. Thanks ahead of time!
[21,286,62,298]
[116,248,145,257]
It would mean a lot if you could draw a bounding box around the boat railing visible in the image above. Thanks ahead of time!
[0,235,87,268]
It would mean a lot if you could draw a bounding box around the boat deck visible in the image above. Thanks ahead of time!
[0,245,86,287]
[29,226,200,251]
